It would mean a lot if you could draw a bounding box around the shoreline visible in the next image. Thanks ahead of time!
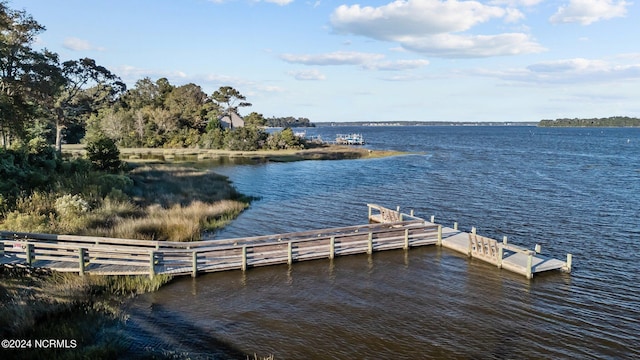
[62,144,408,163]
[3,144,406,358]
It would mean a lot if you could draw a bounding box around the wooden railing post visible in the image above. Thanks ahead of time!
[368,205,372,221]
[430,215,435,223]
[454,222,458,230]
[367,232,373,254]
[241,246,247,271]
[503,236,508,245]
[437,225,442,246]
[192,251,198,277]
[25,243,33,265]
[410,209,414,217]
[149,251,156,279]
[535,244,541,253]
[329,237,335,259]
[526,254,533,279]
[404,229,410,250]
[78,248,86,276]
[497,247,503,268]
[287,242,293,265]
[566,253,573,273]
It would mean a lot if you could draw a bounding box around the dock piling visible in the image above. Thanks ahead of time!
[241,246,247,271]
[566,253,573,272]
[526,254,534,279]
[79,248,86,276]
[149,251,155,279]
[329,237,335,259]
[192,251,198,277]
[26,243,33,266]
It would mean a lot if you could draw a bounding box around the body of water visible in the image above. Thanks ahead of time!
[124,126,640,359]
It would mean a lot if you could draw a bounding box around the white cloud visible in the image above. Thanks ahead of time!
[287,69,327,80]
[329,0,543,58]
[489,0,544,6]
[280,51,385,65]
[364,59,430,71]
[401,33,545,58]
[280,51,429,72]
[473,57,640,84]
[62,37,105,51]
[550,0,629,25]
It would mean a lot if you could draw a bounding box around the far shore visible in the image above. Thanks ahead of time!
[62,144,409,162]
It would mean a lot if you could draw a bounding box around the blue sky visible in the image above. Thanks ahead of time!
[12,0,640,122]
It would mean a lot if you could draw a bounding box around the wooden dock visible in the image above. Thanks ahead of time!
[0,204,571,279]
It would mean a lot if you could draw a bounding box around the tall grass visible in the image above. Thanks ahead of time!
[95,200,247,241]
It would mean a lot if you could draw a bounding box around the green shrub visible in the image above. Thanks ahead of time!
[85,136,122,172]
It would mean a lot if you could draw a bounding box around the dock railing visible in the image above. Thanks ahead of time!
[0,220,441,278]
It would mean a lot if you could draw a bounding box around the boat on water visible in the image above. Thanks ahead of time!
[336,133,365,145]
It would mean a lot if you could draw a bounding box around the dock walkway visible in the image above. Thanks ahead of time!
[0,204,571,279]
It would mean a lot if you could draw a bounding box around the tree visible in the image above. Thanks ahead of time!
[0,2,62,148]
[210,86,251,129]
[53,58,125,151]
[244,112,266,128]
[164,83,214,131]
[85,135,121,172]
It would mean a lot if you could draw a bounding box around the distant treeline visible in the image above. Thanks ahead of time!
[267,116,315,128]
[538,117,640,127]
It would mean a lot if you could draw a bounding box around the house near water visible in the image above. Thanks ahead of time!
[219,111,245,129]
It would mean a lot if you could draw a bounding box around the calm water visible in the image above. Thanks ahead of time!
[124,126,640,359]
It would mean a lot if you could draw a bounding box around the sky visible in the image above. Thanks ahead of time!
[10,0,640,122]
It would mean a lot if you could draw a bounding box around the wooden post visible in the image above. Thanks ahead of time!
[454,222,458,230]
[566,253,573,273]
[535,244,541,253]
[149,251,156,279]
[467,234,473,257]
[287,242,293,265]
[503,236,508,245]
[472,227,477,235]
[192,251,198,277]
[526,254,533,279]
[78,248,86,276]
[437,225,442,246]
[367,232,373,254]
[430,215,435,223]
[368,205,372,221]
[497,247,503,268]
[25,243,33,265]
[404,228,410,249]
[410,209,414,217]
[241,246,247,271]
[329,237,335,259]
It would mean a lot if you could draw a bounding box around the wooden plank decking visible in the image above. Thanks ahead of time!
[0,204,571,279]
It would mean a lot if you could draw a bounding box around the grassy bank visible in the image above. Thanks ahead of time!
[62,143,407,163]
[1,161,252,358]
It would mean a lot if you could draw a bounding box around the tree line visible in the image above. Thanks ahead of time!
[266,116,315,128]
[538,117,640,127]
[0,1,307,153]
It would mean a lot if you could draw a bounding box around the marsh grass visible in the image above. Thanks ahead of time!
[0,161,254,358]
